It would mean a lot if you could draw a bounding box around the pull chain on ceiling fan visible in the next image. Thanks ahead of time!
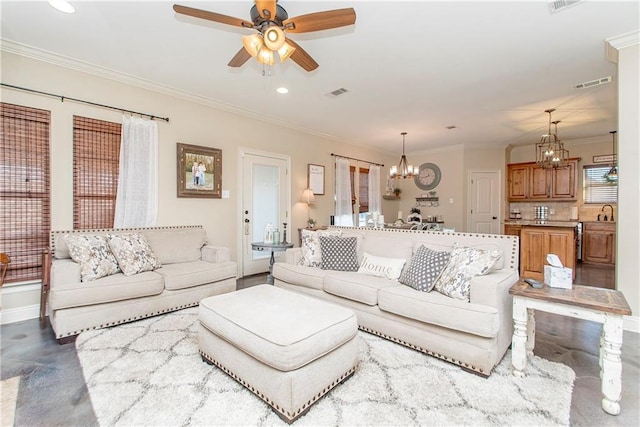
[173,1,356,72]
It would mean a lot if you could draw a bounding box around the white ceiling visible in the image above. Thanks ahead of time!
[1,1,638,155]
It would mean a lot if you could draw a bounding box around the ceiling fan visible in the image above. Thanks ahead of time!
[173,1,356,72]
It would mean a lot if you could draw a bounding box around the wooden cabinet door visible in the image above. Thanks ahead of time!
[529,165,550,199]
[507,164,528,200]
[520,228,546,279]
[550,161,577,199]
[583,230,615,265]
[520,227,576,280]
[504,225,521,236]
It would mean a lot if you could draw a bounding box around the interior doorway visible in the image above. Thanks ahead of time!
[238,149,290,278]
[467,170,501,234]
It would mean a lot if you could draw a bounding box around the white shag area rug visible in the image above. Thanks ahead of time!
[76,307,575,426]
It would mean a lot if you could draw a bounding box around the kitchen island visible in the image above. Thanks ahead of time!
[513,221,578,281]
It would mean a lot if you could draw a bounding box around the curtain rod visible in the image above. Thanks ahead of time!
[331,153,384,167]
[1,83,170,122]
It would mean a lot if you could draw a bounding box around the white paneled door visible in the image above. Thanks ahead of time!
[239,150,289,277]
[468,170,501,234]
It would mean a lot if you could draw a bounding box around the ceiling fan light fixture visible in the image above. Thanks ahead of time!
[257,47,275,65]
[263,26,286,51]
[277,41,296,62]
[242,34,263,57]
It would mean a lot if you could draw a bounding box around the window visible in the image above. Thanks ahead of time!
[73,116,122,229]
[350,166,370,226]
[583,165,617,204]
[0,103,51,283]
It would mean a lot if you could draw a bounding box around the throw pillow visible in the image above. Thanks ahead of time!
[299,229,342,267]
[64,234,121,282]
[399,245,450,292]
[358,252,406,280]
[107,233,161,276]
[433,243,501,301]
[319,236,358,271]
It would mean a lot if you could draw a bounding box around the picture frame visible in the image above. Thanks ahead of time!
[593,154,616,163]
[177,143,222,198]
[307,164,325,195]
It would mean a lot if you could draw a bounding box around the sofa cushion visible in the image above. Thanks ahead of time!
[155,260,236,291]
[64,234,121,282]
[272,263,325,290]
[434,243,501,302]
[323,272,398,306]
[319,236,359,271]
[299,229,343,267]
[399,245,450,292]
[378,285,500,338]
[357,252,406,280]
[108,233,161,276]
[361,234,413,263]
[142,228,206,264]
[49,271,164,310]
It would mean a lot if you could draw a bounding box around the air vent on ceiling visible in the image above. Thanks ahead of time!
[548,0,583,14]
[327,88,349,97]
[574,76,612,89]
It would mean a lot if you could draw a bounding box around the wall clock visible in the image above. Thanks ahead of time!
[414,163,441,190]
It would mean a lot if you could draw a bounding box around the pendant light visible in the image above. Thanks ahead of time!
[536,109,569,169]
[605,131,618,182]
[389,132,418,179]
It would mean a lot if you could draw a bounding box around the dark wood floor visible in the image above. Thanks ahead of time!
[1,263,637,426]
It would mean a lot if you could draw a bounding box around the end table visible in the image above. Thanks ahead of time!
[251,241,294,285]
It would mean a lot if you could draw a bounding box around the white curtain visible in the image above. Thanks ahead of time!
[114,115,158,228]
[334,157,354,226]
[368,164,381,216]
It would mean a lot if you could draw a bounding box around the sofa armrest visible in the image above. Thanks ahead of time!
[284,248,302,265]
[469,269,518,309]
[201,245,231,263]
[50,259,81,288]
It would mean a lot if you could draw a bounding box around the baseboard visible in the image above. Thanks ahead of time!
[624,315,640,334]
[0,303,41,325]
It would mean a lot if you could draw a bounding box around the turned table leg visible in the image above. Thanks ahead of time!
[512,297,529,377]
[600,314,624,415]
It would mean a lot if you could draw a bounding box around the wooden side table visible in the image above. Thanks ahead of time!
[509,281,631,415]
[251,242,294,285]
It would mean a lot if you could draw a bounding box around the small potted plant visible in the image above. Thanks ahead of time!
[393,188,402,197]
[307,218,316,228]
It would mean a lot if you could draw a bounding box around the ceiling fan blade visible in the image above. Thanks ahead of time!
[173,4,253,29]
[286,39,319,72]
[228,47,252,68]
[255,0,276,20]
[283,8,356,33]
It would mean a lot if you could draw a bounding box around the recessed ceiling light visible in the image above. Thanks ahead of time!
[48,0,75,14]
[276,87,288,94]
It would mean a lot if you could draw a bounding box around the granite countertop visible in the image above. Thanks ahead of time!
[503,220,579,228]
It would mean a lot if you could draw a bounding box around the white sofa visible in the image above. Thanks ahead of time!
[273,226,519,376]
[44,225,237,343]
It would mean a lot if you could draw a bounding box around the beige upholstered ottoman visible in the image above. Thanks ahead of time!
[198,284,359,423]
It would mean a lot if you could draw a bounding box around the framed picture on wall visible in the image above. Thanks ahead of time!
[308,164,325,195]
[177,143,222,198]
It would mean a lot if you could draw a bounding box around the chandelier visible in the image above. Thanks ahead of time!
[605,130,618,182]
[242,28,296,66]
[536,109,569,169]
[389,132,418,179]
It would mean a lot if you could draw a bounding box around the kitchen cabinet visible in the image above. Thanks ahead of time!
[520,226,576,281]
[507,159,579,201]
[504,224,521,237]
[582,222,616,266]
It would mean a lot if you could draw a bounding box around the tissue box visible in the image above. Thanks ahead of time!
[544,265,573,289]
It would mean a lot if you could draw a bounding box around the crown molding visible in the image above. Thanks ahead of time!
[0,39,354,145]
[605,30,640,63]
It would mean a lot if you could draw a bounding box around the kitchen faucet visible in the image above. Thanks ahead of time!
[602,204,614,221]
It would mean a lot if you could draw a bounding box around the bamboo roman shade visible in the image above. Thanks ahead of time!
[0,102,51,283]
[72,116,121,229]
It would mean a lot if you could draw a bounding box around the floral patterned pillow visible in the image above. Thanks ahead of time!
[433,243,501,302]
[64,234,121,282]
[107,233,161,276]
[298,229,343,267]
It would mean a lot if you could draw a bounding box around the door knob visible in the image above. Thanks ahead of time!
[492,216,498,220]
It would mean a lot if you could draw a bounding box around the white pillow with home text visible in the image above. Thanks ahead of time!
[358,252,406,280]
